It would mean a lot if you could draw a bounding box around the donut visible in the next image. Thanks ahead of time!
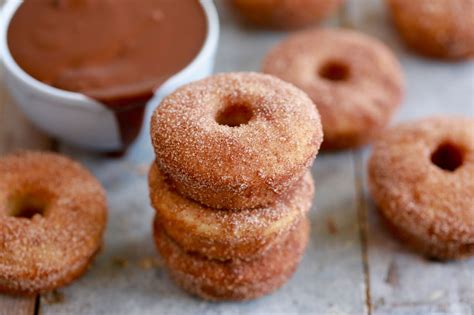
[148,161,313,261]
[386,0,474,60]
[0,151,107,295]
[150,72,322,210]
[231,0,344,29]
[153,216,309,301]
[368,117,474,260]
[262,29,404,150]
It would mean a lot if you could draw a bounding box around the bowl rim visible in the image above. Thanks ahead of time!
[0,0,219,110]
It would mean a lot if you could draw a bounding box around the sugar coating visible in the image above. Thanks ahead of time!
[263,28,404,150]
[387,0,474,59]
[368,117,474,259]
[150,72,322,210]
[0,151,107,294]
[153,217,310,301]
[148,162,314,261]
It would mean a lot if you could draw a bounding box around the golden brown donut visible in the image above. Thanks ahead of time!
[231,0,344,29]
[153,216,309,301]
[151,72,322,210]
[148,161,313,261]
[386,0,474,60]
[263,29,404,150]
[368,117,474,260]
[0,151,107,295]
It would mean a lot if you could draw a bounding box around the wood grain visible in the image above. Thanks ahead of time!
[0,0,472,314]
[349,1,474,314]
[0,81,42,314]
[0,296,37,315]
[0,47,50,315]
[0,69,52,155]
[39,3,368,314]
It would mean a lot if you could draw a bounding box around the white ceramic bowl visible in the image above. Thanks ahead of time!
[0,0,219,151]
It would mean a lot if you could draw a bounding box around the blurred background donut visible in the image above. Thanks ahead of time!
[386,0,474,60]
[263,29,404,150]
[231,0,345,29]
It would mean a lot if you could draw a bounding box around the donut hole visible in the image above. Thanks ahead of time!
[431,142,464,172]
[318,61,350,82]
[8,192,50,219]
[216,102,253,127]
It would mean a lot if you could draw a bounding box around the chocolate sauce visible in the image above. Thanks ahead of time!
[8,0,207,151]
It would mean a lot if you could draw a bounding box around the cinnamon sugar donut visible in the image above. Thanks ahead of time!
[263,29,404,150]
[153,216,309,301]
[148,162,313,261]
[387,0,474,60]
[0,151,107,295]
[151,72,322,210]
[368,117,474,260]
[231,0,344,29]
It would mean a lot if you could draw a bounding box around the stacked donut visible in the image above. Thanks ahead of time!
[149,72,323,300]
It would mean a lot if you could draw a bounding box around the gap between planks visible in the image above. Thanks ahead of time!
[352,151,373,315]
[340,2,373,314]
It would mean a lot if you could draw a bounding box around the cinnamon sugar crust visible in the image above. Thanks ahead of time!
[153,217,310,301]
[0,151,107,294]
[387,0,474,60]
[368,117,474,260]
[150,72,322,210]
[148,162,314,261]
[263,29,404,150]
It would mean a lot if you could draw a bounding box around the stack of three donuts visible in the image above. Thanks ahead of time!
[149,72,324,300]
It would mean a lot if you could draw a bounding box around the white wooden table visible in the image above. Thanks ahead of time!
[1,1,473,314]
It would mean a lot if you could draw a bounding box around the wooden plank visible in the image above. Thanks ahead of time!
[305,153,368,315]
[0,69,52,155]
[355,150,474,315]
[7,0,472,313]
[0,42,50,315]
[0,295,37,315]
[40,154,368,315]
[0,77,43,313]
[40,2,367,314]
[349,1,474,314]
